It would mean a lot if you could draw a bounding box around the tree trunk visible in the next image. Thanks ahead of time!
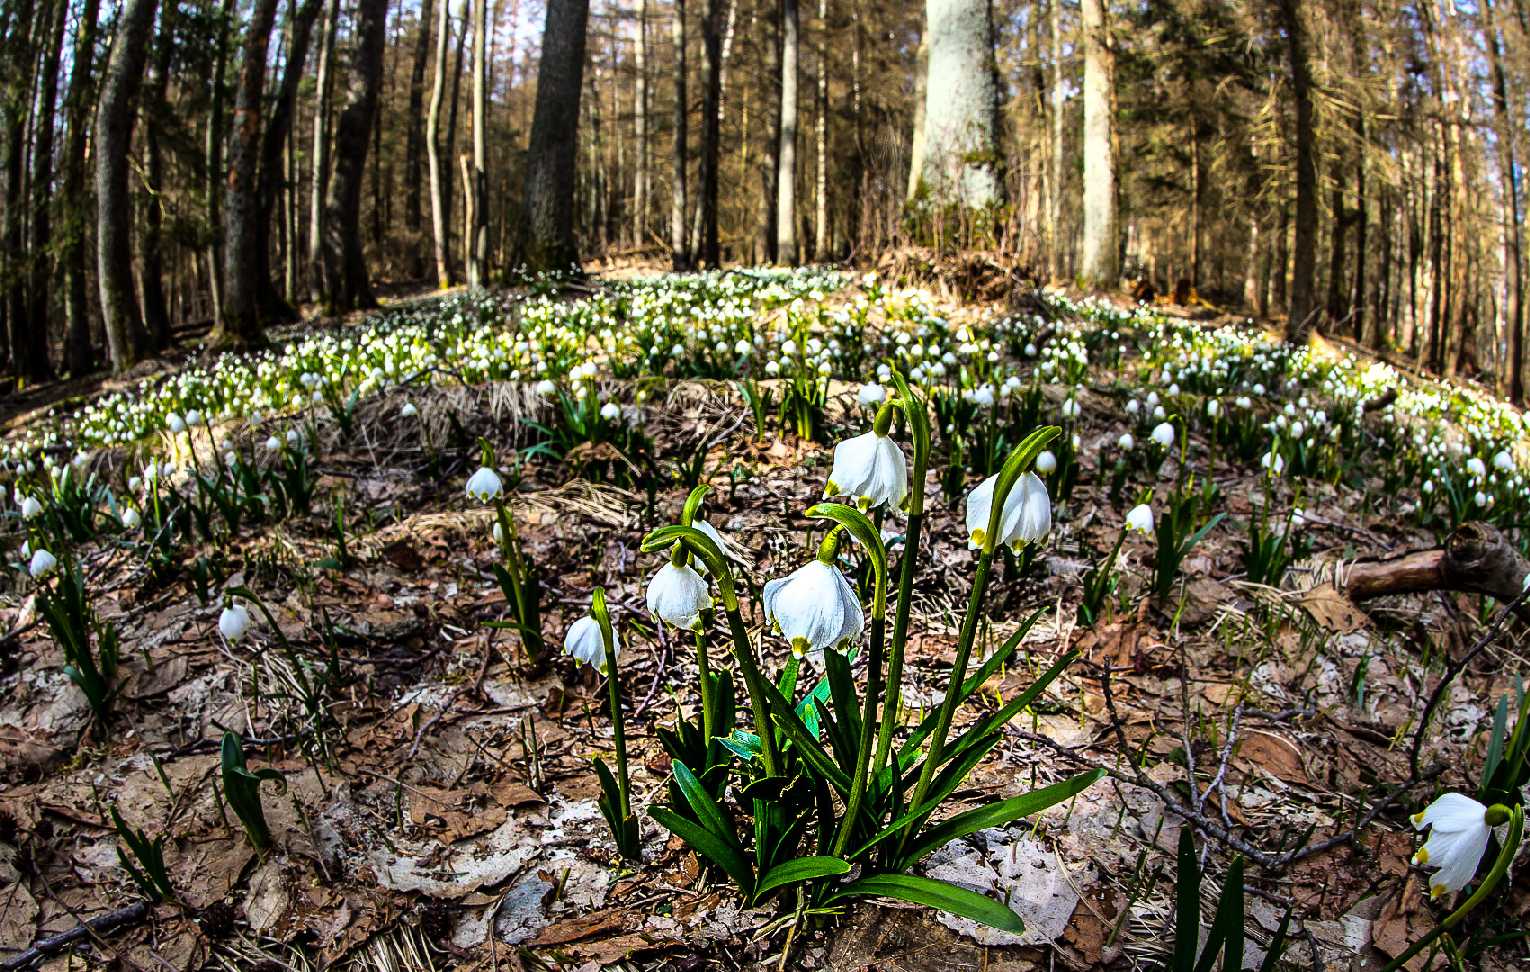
[205,0,235,329]
[253,0,322,326]
[522,0,591,271]
[812,0,828,261]
[776,0,799,262]
[921,0,1001,215]
[697,0,724,266]
[426,0,452,288]
[321,0,389,312]
[214,0,281,349]
[1277,0,1318,344]
[905,21,927,204]
[443,12,467,277]
[139,1,177,354]
[1484,0,1524,402]
[20,0,66,380]
[468,0,489,286]
[1048,0,1066,281]
[1078,0,1115,287]
[309,0,339,296]
[669,0,689,269]
[95,0,159,372]
[633,0,649,248]
[60,0,102,376]
[2,0,36,378]
[405,0,434,279]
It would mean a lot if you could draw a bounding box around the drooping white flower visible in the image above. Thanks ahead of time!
[646,562,712,630]
[827,431,908,511]
[28,548,57,579]
[599,402,622,421]
[1125,504,1155,534]
[166,413,186,434]
[1411,793,1493,898]
[857,382,886,406]
[1118,432,1135,450]
[1151,422,1175,448]
[965,472,1050,551]
[762,559,864,659]
[401,402,419,418]
[266,436,282,451]
[1467,456,1488,480]
[120,507,141,530]
[535,378,558,398]
[20,495,42,519]
[1206,399,1220,418]
[1261,450,1285,476]
[219,603,253,642]
[564,614,616,674]
[1034,450,1057,475]
[465,467,504,503]
[1493,450,1514,473]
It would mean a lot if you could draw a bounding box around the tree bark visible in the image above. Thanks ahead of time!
[1078,0,1115,287]
[812,0,828,261]
[633,0,649,248]
[426,0,452,288]
[522,0,591,271]
[405,0,435,280]
[1,0,36,378]
[920,0,1002,213]
[95,0,159,372]
[139,1,177,354]
[468,0,489,286]
[20,0,66,380]
[698,0,724,266]
[60,0,102,376]
[1484,0,1524,403]
[776,0,799,262]
[309,0,339,296]
[1277,0,1318,344]
[1339,523,1530,606]
[905,20,927,204]
[1048,0,1066,281]
[214,0,281,349]
[321,0,389,313]
[205,0,235,329]
[670,0,689,269]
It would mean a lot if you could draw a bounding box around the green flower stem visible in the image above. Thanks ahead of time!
[602,616,632,822]
[1381,805,1523,972]
[721,600,782,777]
[832,582,888,858]
[872,512,922,790]
[694,611,716,752]
[903,546,996,830]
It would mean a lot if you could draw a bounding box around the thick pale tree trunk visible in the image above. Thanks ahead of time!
[905,23,927,203]
[1277,0,1318,344]
[521,0,590,271]
[1078,0,1116,288]
[920,0,1001,211]
[426,0,452,288]
[95,0,159,372]
[61,0,102,376]
[776,0,799,262]
[310,0,340,295]
[321,0,389,312]
[214,0,281,349]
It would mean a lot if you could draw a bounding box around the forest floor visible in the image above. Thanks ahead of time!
[1,263,1526,971]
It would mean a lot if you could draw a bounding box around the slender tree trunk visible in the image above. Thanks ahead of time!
[205,0,234,328]
[309,0,340,296]
[405,0,435,279]
[633,0,649,248]
[443,10,467,276]
[1048,0,1066,280]
[139,2,176,353]
[697,0,724,266]
[321,0,388,313]
[670,0,689,269]
[1277,0,1318,344]
[1,0,37,378]
[812,0,828,261]
[214,0,281,348]
[468,0,489,286]
[522,0,591,271]
[921,0,1002,221]
[253,0,322,326]
[905,21,927,204]
[1485,0,1524,402]
[426,0,452,288]
[1078,0,1116,287]
[20,0,66,380]
[95,0,160,372]
[1324,161,1348,328]
[61,0,102,376]
[776,0,799,262]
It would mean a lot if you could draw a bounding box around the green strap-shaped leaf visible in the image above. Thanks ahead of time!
[752,856,851,902]
[828,873,1024,934]
[1173,827,1202,972]
[942,649,1080,768]
[672,761,738,847]
[901,767,1105,866]
[1195,855,1244,972]
[649,806,754,895]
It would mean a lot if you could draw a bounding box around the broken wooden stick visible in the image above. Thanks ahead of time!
[0,901,153,970]
[1337,522,1529,604]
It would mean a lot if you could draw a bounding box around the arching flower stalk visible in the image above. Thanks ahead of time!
[577,588,639,860]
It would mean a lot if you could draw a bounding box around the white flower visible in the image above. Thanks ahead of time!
[20,495,42,519]
[465,467,503,503]
[1061,398,1080,419]
[1493,450,1514,473]
[1117,432,1135,450]
[857,382,886,407]
[1034,450,1057,475]
[1206,399,1220,418]
[762,559,864,659]
[827,431,908,511]
[1467,457,1488,480]
[1151,422,1175,448]
[1261,451,1285,476]
[167,413,186,434]
[972,385,995,408]
[1126,399,1140,415]
[401,402,419,418]
[965,472,1050,551]
[535,378,558,398]
[266,436,282,451]
[646,562,712,629]
[1411,793,1493,899]
[564,614,616,674]
[1125,504,1155,534]
[28,548,57,578]
[120,507,141,530]
[600,402,622,421]
[186,409,203,427]
[219,603,253,642]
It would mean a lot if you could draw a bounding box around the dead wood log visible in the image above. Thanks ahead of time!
[0,900,154,970]
[1339,522,1529,604]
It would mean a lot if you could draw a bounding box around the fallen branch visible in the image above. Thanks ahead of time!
[1337,522,1530,605]
[0,901,154,970]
